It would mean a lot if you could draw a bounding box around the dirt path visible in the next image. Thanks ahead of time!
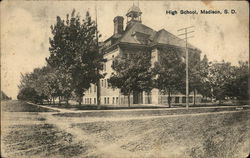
[43,112,136,157]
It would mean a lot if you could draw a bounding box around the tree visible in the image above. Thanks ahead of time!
[17,87,42,103]
[109,49,153,107]
[208,61,235,103]
[18,68,47,103]
[152,47,185,107]
[47,9,105,106]
[226,61,248,103]
[188,49,201,105]
[198,55,212,100]
[41,66,61,105]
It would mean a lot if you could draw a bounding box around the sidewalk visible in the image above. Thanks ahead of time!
[28,102,250,113]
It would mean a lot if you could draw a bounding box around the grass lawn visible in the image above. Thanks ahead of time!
[70,110,250,158]
[1,100,58,112]
[1,100,249,158]
[1,100,87,158]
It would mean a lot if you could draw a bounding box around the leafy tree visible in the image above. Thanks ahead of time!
[188,49,201,105]
[17,87,42,103]
[198,55,212,100]
[41,66,61,105]
[18,69,47,103]
[226,61,248,102]
[47,9,105,105]
[152,47,185,107]
[109,49,153,107]
[208,61,236,103]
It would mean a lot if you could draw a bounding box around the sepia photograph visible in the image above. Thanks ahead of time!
[1,0,249,157]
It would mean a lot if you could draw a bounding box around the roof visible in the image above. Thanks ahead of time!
[119,22,156,44]
[102,21,199,51]
[152,29,196,49]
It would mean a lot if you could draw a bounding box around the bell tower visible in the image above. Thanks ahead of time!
[126,4,142,24]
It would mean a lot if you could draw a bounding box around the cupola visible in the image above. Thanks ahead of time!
[126,4,142,24]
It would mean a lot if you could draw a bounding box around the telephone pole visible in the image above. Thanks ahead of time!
[95,5,101,108]
[177,26,195,109]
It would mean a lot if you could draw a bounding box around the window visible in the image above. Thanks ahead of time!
[101,80,104,87]
[112,55,115,65]
[104,97,106,104]
[94,98,96,104]
[107,97,109,104]
[107,79,110,89]
[189,97,193,103]
[116,97,119,104]
[113,97,115,104]
[104,79,107,88]
[90,86,92,93]
[182,97,186,103]
[175,97,179,103]
[90,98,92,104]
[94,85,96,92]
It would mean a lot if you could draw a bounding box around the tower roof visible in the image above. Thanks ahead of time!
[126,4,142,17]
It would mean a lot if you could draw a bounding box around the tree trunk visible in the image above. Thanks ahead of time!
[194,89,196,105]
[128,93,131,108]
[66,98,69,106]
[168,89,171,108]
[97,79,101,109]
[59,96,61,105]
[78,96,82,106]
[52,97,55,105]
[147,92,151,104]
[219,99,222,105]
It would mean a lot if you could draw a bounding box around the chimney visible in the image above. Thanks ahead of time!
[113,16,124,35]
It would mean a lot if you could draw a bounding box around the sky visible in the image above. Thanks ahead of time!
[1,1,249,99]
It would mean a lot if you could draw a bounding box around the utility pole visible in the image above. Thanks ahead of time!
[177,26,195,109]
[95,5,101,108]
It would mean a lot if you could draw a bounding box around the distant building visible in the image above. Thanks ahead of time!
[83,4,202,105]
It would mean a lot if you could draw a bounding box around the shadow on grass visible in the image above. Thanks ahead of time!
[44,104,171,111]
[43,102,248,111]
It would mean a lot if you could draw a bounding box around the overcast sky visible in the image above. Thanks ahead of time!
[1,1,249,99]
